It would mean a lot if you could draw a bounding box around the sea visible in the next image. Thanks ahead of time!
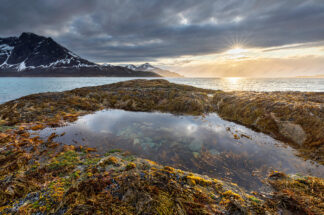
[0,77,323,104]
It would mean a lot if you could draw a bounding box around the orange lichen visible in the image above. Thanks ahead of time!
[145,159,158,166]
[30,124,46,131]
[86,147,97,153]
[186,175,213,186]
[233,134,240,139]
[163,166,175,174]
[222,190,244,202]
[99,156,119,166]
[125,162,136,170]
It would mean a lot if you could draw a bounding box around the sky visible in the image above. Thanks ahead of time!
[0,0,324,77]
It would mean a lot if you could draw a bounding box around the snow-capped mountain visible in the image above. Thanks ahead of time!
[136,63,156,71]
[0,33,159,77]
[0,32,95,71]
[123,63,182,77]
[125,64,138,70]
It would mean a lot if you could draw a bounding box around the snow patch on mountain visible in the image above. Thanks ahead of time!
[0,32,161,77]
[122,63,182,77]
[0,32,96,72]
[124,64,136,70]
[17,61,26,71]
[0,44,14,51]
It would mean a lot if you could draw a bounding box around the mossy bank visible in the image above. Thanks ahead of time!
[0,79,323,214]
[1,127,323,214]
[0,79,323,164]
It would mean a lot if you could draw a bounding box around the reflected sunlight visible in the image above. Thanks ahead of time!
[223,77,242,85]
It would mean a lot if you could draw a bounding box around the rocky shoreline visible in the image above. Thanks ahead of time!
[0,79,323,214]
[1,125,323,214]
[0,79,323,164]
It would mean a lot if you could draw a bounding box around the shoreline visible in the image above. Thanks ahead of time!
[0,79,323,214]
[1,126,323,214]
[0,79,323,164]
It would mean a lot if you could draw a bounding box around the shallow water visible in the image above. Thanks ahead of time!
[0,77,323,104]
[36,109,324,191]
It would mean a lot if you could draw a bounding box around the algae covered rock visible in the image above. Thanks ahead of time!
[0,80,323,163]
[267,172,324,215]
[212,90,324,164]
[0,123,323,214]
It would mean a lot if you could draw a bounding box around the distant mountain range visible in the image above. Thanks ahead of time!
[0,32,159,77]
[123,63,182,77]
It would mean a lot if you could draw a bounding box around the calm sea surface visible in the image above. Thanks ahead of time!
[0,77,323,104]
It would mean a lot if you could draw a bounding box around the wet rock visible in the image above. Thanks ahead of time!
[188,139,203,152]
[0,127,321,214]
[0,80,323,164]
[213,90,324,164]
[276,120,306,146]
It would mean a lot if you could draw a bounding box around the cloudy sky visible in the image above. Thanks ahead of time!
[1,0,324,77]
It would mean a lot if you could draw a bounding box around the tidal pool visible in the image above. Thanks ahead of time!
[37,109,324,191]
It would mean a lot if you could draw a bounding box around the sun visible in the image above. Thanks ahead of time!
[226,46,247,55]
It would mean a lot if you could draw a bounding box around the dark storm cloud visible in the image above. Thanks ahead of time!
[1,0,324,62]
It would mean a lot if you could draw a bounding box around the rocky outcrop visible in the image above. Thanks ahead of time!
[0,127,270,214]
[212,90,324,163]
[271,113,306,146]
[0,79,323,163]
[0,79,323,214]
[1,125,322,214]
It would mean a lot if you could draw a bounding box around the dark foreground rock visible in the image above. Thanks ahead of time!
[0,79,323,164]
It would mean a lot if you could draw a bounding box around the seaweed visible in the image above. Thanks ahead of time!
[0,79,322,163]
[0,79,323,214]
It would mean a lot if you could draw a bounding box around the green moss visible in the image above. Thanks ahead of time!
[124,155,136,161]
[125,162,136,170]
[82,157,101,166]
[104,149,122,156]
[0,125,15,132]
[48,150,80,170]
[249,196,261,203]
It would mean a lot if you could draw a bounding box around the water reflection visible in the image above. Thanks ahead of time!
[37,110,324,191]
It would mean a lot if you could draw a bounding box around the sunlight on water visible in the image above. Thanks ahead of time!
[0,77,323,104]
[221,77,243,86]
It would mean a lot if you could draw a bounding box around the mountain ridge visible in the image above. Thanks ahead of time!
[0,32,160,77]
[122,63,182,77]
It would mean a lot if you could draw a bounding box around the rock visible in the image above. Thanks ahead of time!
[271,113,306,146]
[188,139,203,152]
[98,156,120,166]
[133,138,140,145]
[278,121,306,146]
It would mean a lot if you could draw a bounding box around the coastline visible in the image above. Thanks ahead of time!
[1,126,323,214]
[0,79,323,164]
[0,79,323,214]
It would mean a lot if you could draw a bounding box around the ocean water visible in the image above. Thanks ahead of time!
[35,109,324,191]
[0,77,323,104]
